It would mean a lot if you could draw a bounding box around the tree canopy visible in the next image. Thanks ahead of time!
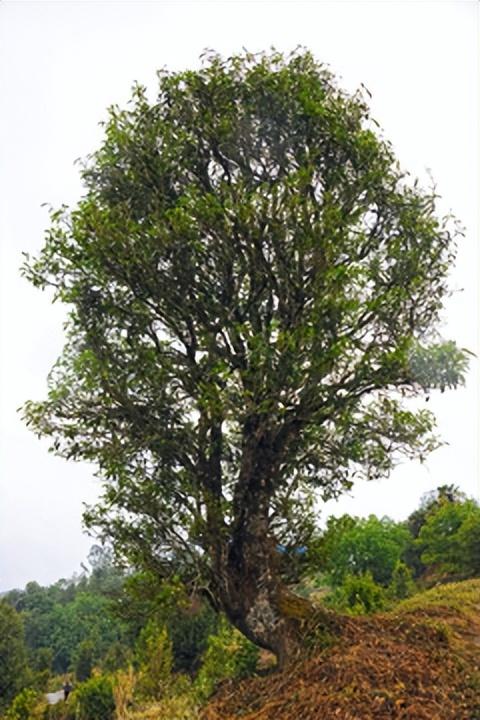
[23,49,467,662]
[0,601,29,709]
[318,514,411,587]
[417,496,480,578]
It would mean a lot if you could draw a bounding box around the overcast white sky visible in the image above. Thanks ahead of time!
[0,0,478,592]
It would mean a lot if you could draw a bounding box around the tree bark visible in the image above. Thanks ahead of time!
[211,508,338,668]
[205,421,340,667]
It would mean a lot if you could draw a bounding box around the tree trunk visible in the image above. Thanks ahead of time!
[211,510,337,668]
[206,423,340,667]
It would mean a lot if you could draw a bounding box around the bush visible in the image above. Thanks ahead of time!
[325,572,387,615]
[112,666,135,720]
[167,602,218,674]
[42,690,78,720]
[388,561,416,600]
[130,676,199,720]
[42,701,77,720]
[4,689,39,720]
[74,639,95,682]
[75,675,115,720]
[195,617,259,701]
[135,622,173,700]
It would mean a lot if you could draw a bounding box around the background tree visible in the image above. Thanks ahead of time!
[49,591,126,673]
[23,49,467,664]
[4,563,128,676]
[318,514,411,587]
[135,621,173,700]
[74,639,95,682]
[84,545,125,597]
[9,582,59,666]
[116,571,218,673]
[0,600,30,710]
[404,484,467,577]
[406,484,466,539]
[417,497,480,579]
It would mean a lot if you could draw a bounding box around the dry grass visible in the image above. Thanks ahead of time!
[127,694,199,720]
[113,666,136,720]
[202,580,480,720]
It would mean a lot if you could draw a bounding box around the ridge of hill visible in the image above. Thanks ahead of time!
[202,579,480,720]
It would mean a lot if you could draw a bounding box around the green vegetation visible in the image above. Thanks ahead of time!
[3,688,38,720]
[23,48,467,663]
[135,622,173,700]
[2,487,480,718]
[325,571,388,614]
[317,514,412,587]
[9,45,473,717]
[4,549,127,678]
[395,577,480,616]
[417,498,480,578]
[195,618,259,701]
[76,675,116,720]
[0,601,29,710]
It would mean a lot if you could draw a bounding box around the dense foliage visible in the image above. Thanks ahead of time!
[4,549,127,676]
[417,497,480,578]
[318,514,411,587]
[23,48,467,661]
[75,675,116,720]
[0,601,29,710]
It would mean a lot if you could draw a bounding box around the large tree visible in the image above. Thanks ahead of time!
[24,50,467,664]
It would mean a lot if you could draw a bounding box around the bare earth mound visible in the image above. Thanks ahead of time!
[203,580,480,720]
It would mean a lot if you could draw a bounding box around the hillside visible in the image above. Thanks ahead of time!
[202,579,480,720]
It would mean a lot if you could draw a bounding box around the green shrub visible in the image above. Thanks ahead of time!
[195,617,258,701]
[135,622,173,700]
[167,603,218,674]
[128,687,198,720]
[149,675,199,720]
[102,641,131,673]
[42,697,77,720]
[4,689,39,720]
[74,639,95,682]
[75,675,115,720]
[388,561,416,600]
[325,572,387,614]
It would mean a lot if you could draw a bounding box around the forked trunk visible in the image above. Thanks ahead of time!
[212,513,337,668]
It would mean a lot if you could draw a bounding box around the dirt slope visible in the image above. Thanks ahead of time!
[203,580,480,720]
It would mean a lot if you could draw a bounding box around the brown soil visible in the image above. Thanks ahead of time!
[202,583,480,720]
